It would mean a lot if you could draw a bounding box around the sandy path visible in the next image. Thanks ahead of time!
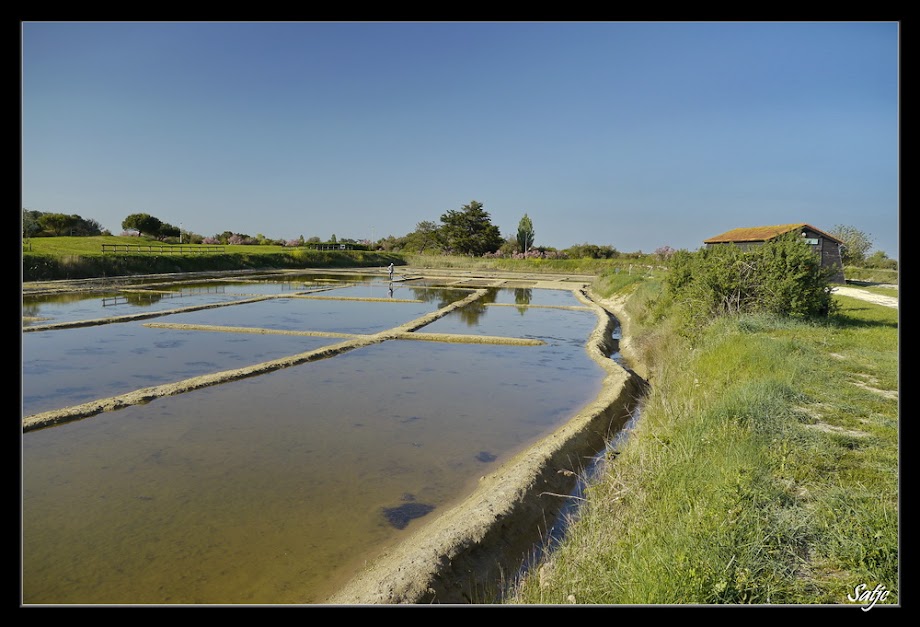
[833,285,898,309]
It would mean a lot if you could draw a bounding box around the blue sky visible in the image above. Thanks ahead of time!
[21,21,900,258]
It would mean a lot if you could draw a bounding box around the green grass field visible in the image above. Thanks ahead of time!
[21,237,669,282]
[506,276,899,606]
[22,235,289,256]
[843,266,899,285]
[21,235,404,281]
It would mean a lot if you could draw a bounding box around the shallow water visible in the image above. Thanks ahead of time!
[21,273,607,605]
[22,286,249,326]
[162,296,439,335]
[22,325,338,416]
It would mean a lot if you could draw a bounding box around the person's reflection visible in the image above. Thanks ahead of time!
[388,283,394,298]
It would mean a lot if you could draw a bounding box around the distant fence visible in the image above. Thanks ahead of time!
[306,244,365,251]
[102,244,226,255]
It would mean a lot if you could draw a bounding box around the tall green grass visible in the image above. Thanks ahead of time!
[507,284,898,605]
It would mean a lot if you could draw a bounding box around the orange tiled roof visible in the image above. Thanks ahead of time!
[704,223,841,244]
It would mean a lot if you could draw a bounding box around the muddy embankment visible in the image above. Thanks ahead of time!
[325,289,648,604]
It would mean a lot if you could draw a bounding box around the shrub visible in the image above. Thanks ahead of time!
[665,233,837,332]
[755,233,837,318]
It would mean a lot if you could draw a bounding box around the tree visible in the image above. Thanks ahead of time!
[73,217,103,236]
[122,213,163,237]
[23,209,103,237]
[498,235,518,256]
[830,224,873,266]
[864,250,898,270]
[439,200,503,256]
[655,245,677,261]
[516,213,535,254]
[159,223,180,239]
[376,234,404,252]
[38,213,79,236]
[402,220,442,254]
[22,209,40,239]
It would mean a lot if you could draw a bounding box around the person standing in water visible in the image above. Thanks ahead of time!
[387,262,394,281]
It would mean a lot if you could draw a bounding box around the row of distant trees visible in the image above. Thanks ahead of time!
[22,202,615,259]
[21,207,896,269]
[22,209,108,238]
[829,224,897,269]
[362,200,635,260]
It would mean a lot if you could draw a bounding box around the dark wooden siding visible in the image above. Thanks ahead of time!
[704,229,845,283]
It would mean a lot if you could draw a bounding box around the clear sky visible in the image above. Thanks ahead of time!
[21,21,900,258]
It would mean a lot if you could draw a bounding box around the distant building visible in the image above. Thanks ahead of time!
[704,223,845,283]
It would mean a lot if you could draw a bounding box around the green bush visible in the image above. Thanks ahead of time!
[755,233,838,318]
[664,234,837,333]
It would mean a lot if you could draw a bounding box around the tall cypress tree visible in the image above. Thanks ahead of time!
[516,213,535,254]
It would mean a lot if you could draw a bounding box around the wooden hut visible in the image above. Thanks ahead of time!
[704,223,845,283]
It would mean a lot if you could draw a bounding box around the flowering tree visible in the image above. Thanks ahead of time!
[655,245,677,261]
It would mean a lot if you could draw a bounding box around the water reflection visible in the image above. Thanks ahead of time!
[22,323,338,416]
[449,289,499,327]
[21,276,608,605]
[402,286,476,309]
[101,287,229,308]
[514,288,533,314]
[23,288,245,327]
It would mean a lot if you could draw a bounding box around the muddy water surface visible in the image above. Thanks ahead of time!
[22,274,605,604]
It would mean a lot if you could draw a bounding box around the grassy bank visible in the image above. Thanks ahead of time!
[23,237,653,282]
[24,238,896,287]
[403,253,660,275]
[506,274,898,605]
[22,236,403,281]
[843,266,899,285]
